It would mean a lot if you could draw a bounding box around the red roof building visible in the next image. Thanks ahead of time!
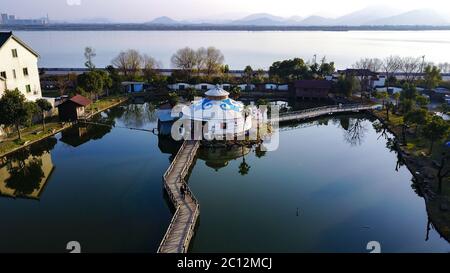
[56,95,92,121]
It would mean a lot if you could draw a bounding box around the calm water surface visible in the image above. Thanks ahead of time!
[189,115,450,253]
[14,30,450,69]
[1,104,449,252]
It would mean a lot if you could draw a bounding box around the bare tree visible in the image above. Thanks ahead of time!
[438,62,450,73]
[111,49,143,79]
[171,47,197,77]
[142,54,160,81]
[204,47,224,78]
[56,76,70,96]
[195,47,207,75]
[382,55,402,92]
[84,47,96,70]
[352,58,382,96]
[400,56,422,82]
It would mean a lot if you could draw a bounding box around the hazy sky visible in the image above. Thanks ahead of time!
[1,0,450,22]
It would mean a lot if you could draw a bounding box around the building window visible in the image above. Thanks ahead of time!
[221,123,227,129]
[12,49,18,58]
[0,71,6,79]
[25,84,31,93]
[202,85,207,90]
[23,68,29,76]
[12,69,16,79]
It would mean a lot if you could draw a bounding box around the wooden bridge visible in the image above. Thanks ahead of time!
[274,104,377,123]
[157,140,201,253]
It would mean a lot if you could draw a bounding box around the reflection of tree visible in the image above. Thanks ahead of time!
[339,116,350,131]
[373,121,389,141]
[385,137,405,171]
[255,144,266,158]
[343,118,368,146]
[238,146,251,176]
[121,103,156,128]
[5,158,44,196]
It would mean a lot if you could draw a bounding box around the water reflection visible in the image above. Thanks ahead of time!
[197,145,251,172]
[122,103,157,128]
[0,138,56,199]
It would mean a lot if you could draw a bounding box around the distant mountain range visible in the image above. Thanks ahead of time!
[146,7,450,26]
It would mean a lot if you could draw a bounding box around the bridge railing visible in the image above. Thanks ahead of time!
[157,204,182,253]
[279,104,370,117]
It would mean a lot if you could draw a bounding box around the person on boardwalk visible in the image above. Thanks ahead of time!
[180,184,185,200]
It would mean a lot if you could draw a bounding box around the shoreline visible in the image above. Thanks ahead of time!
[3,25,450,32]
[0,96,128,159]
[370,110,450,243]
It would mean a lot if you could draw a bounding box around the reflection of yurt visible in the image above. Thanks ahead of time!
[181,85,252,139]
[197,146,251,171]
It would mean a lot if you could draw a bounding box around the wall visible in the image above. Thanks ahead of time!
[0,37,42,101]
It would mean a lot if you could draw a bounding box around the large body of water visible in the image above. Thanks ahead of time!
[0,103,449,252]
[14,30,450,70]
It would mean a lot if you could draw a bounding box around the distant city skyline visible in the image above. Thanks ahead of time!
[1,0,450,23]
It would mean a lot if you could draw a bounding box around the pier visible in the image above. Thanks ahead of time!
[274,104,376,123]
[157,140,201,253]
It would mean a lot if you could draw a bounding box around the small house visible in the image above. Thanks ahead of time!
[168,83,191,91]
[294,80,331,99]
[57,94,91,121]
[219,83,231,91]
[122,81,145,93]
[265,83,278,91]
[277,84,289,91]
[194,83,215,91]
[238,84,255,91]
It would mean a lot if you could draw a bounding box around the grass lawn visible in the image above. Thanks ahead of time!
[0,122,66,156]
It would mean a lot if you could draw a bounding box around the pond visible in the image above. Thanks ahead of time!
[188,114,450,253]
[0,103,449,252]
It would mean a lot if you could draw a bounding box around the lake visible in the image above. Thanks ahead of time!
[0,103,449,252]
[13,30,450,70]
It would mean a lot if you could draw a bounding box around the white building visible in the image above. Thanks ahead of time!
[167,82,191,91]
[0,32,42,100]
[237,84,256,91]
[181,85,252,139]
[194,83,215,91]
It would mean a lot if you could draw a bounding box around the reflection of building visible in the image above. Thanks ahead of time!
[0,152,54,199]
[59,123,111,147]
[197,146,251,171]
[181,85,252,139]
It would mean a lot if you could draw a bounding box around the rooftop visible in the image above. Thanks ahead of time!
[294,80,332,89]
[205,85,229,97]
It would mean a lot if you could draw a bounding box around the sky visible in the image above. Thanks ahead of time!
[1,0,450,22]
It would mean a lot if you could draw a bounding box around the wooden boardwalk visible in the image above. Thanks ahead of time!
[274,104,376,123]
[157,140,201,253]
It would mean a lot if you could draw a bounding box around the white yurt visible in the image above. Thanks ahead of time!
[181,85,252,139]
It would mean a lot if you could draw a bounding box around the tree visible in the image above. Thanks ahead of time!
[112,49,143,80]
[0,89,29,140]
[423,65,442,90]
[204,47,224,78]
[352,58,382,96]
[142,54,160,83]
[400,83,418,101]
[168,92,179,107]
[375,91,390,120]
[194,47,207,75]
[84,47,96,70]
[404,108,428,135]
[171,47,197,78]
[382,56,402,96]
[77,70,111,101]
[243,65,254,84]
[318,58,336,77]
[416,95,430,109]
[229,86,241,99]
[35,99,52,131]
[421,116,449,154]
[441,103,450,114]
[269,58,311,82]
[400,56,421,82]
[392,92,401,112]
[335,75,356,98]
